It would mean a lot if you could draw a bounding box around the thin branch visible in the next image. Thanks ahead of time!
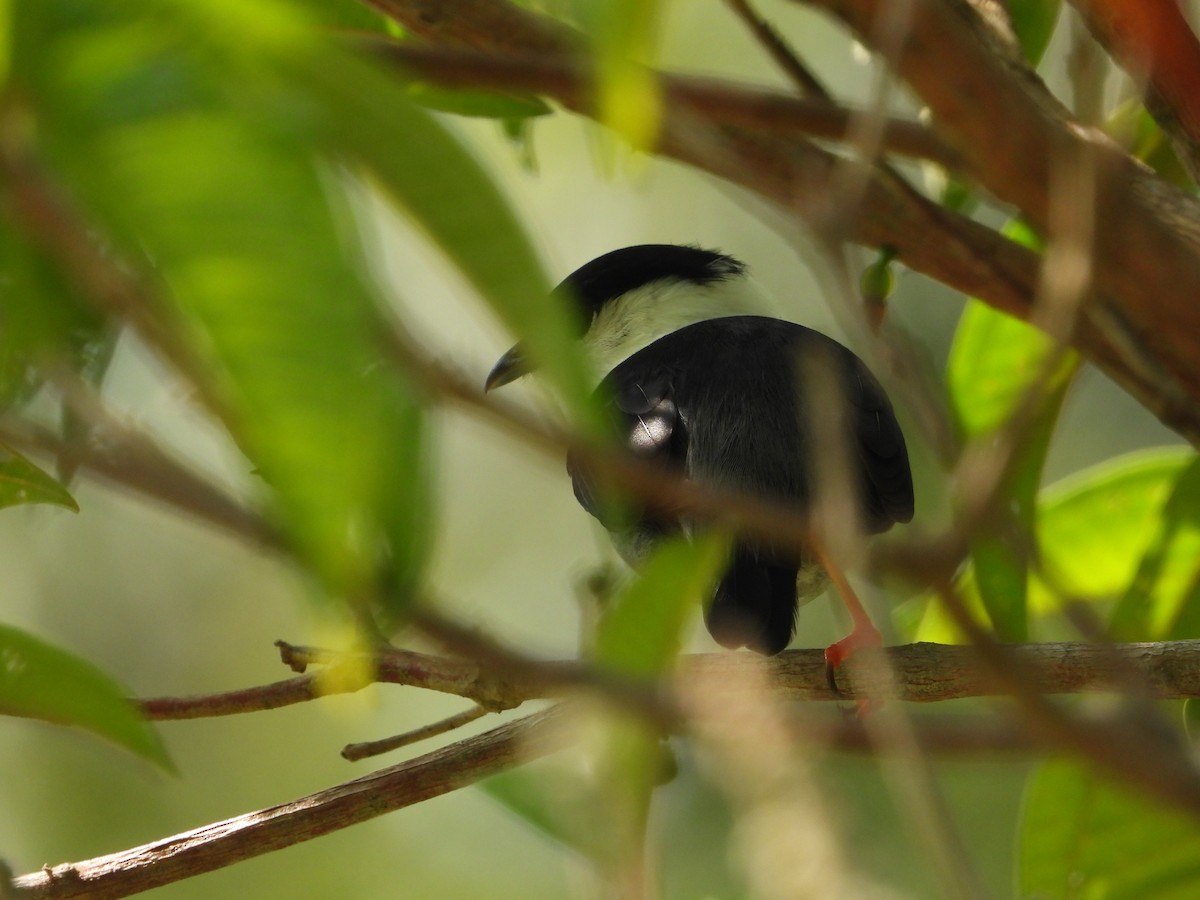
[364,0,1200,453]
[723,0,832,98]
[798,0,1200,445]
[0,414,281,554]
[341,706,488,761]
[360,39,959,167]
[10,707,569,900]
[138,676,319,720]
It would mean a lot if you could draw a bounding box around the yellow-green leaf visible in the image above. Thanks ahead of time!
[0,443,78,512]
[0,624,171,769]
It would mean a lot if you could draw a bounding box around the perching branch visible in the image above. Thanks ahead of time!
[15,638,1200,898]
[136,639,1200,720]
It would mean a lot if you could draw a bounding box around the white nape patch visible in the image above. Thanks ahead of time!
[582,275,781,384]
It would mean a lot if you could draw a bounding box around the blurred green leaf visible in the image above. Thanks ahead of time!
[939,173,977,213]
[570,0,664,151]
[482,763,608,859]
[0,222,109,413]
[173,0,603,436]
[860,247,896,306]
[403,82,551,120]
[1108,101,1193,190]
[27,1,428,606]
[0,442,78,511]
[1020,760,1200,898]
[1008,0,1061,66]
[0,623,171,769]
[593,532,729,676]
[944,220,1077,641]
[543,533,726,874]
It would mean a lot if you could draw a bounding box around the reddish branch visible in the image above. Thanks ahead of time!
[364,41,960,166]
[799,0,1200,440]
[1072,0,1200,148]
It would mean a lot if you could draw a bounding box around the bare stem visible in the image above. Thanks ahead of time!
[341,706,488,761]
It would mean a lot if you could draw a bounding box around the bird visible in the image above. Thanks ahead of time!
[485,244,913,672]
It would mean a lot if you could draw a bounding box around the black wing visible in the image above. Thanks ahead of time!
[566,363,687,537]
[567,316,913,654]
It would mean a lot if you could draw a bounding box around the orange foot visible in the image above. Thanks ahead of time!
[823,620,883,717]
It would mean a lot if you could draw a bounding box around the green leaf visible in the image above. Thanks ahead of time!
[0,624,171,769]
[1020,760,1200,898]
[944,219,1077,641]
[481,763,608,859]
[593,532,730,676]
[1110,457,1200,640]
[570,0,665,151]
[571,533,726,871]
[29,1,429,607]
[860,247,896,305]
[1008,0,1061,66]
[916,449,1196,643]
[0,222,109,414]
[403,82,552,120]
[159,0,600,435]
[1107,101,1193,189]
[1036,449,1199,632]
[0,443,79,512]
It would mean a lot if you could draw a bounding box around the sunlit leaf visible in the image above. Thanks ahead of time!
[1008,0,1061,66]
[1109,457,1200,639]
[1020,760,1200,898]
[0,442,78,512]
[915,448,1197,643]
[944,220,1077,640]
[0,623,171,769]
[1034,449,1199,628]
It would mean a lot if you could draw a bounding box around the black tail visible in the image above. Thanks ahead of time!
[705,547,798,656]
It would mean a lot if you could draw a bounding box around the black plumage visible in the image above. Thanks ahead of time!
[568,315,913,655]
[489,244,914,658]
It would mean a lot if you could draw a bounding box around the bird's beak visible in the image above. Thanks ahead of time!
[484,344,530,392]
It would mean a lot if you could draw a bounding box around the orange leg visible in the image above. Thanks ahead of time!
[813,543,882,715]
